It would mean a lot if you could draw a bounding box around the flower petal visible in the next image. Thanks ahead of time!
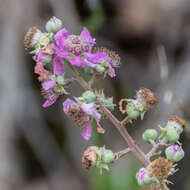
[62,98,78,113]
[108,63,116,78]
[42,79,57,90]
[54,28,68,49]
[51,44,69,58]
[84,52,106,63]
[80,27,96,49]
[81,122,92,140]
[69,56,96,68]
[53,56,64,75]
[42,94,59,108]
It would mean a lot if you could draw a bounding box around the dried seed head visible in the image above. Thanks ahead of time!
[66,35,90,55]
[147,157,172,180]
[93,47,121,67]
[137,88,158,107]
[67,104,90,125]
[168,115,186,129]
[82,146,99,169]
[24,27,41,49]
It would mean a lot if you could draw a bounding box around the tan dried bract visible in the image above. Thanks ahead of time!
[147,157,172,180]
[168,115,186,128]
[82,146,99,169]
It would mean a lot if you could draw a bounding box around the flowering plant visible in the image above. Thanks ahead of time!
[24,17,187,190]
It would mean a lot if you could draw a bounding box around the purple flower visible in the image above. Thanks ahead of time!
[63,98,104,140]
[42,57,64,108]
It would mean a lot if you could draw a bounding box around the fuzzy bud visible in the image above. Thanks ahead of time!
[53,86,65,94]
[100,147,115,164]
[142,129,158,143]
[165,145,185,162]
[56,75,65,85]
[95,65,105,73]
[46,16,63,33]
[166,128,180,143]
[126,103,141,119]
[82,146,99,169]
[82,91,96,103]
[136,168,154,186]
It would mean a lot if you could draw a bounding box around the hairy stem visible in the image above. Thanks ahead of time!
[115,148,132,161]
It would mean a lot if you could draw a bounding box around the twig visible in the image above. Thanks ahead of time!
[115,148,132,161]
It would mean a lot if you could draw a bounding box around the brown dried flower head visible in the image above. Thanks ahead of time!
[82,146,99,169]
[67,104,90,126]
[137,88,158,107]
[119,98,128,114]
[147,157,172,180]
[24,27,41,49]
[168,115,186,129]
[93,47,121,67]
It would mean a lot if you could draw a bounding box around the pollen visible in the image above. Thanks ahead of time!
[168,115,186,128]
[147,157,172,180]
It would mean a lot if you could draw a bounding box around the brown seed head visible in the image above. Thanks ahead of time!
[24,27,40,49]
[147,157,172,180]
[82,146,99,169]
[137,88,158,107]
[168,115,186,128]
[93,47,121,67]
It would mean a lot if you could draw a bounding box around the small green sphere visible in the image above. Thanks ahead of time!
[142,129,158,143]
[82,91,96,103]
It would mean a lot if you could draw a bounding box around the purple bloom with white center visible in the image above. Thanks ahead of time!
[63,98,104,140]
[42,56,64,108]
[165,144,185,162]
[136,168,153,186]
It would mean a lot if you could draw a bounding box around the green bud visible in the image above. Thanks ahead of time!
[53,85,64,94]
[46,17,63,33]
[39,33,49,46]
[127,104,140,119]
[100,147,115,164]
[49,75,57,81]
[166,128,180,143]
[100,98,114,111]
[142,129,158,143]
[82,91,96,103]
[95,65,105,73]
[56,75,65,85]
[165,145,185,162]
[42,55,52,63]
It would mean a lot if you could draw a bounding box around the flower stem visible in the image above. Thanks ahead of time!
[68,66,169,190]
[115,148,132,161]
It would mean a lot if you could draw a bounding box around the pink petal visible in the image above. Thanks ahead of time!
[80,27,96,49]
[62,98,78,113]
[108,63,116,78]
[54,28,69,49]
[84,52,106,63]
[42,80,57,90]
[53,56,64,75]
[69,56,96,68]
[42,94,59,108]
[51,44,69,58]
[81,122,92,140]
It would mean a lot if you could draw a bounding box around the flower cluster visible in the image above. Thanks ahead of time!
[137,115,186,186]
[25,17,187,189]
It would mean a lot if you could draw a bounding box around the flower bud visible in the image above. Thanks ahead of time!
[53,85,65,94]
[39,33,50,46]
[82,146,99,169]
[166,127,180,143]
[95,65,105,73]
[165,145,185,162]
[56,75,65,85]
[82,91,96,103]
[101,97,114,111]
[46,16,63,33]
[100,147,115,164]
[126,103,140,119]
[142,129,158,143]
[136,168,154,186]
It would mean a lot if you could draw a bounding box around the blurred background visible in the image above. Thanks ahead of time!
[0,0,190,189]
